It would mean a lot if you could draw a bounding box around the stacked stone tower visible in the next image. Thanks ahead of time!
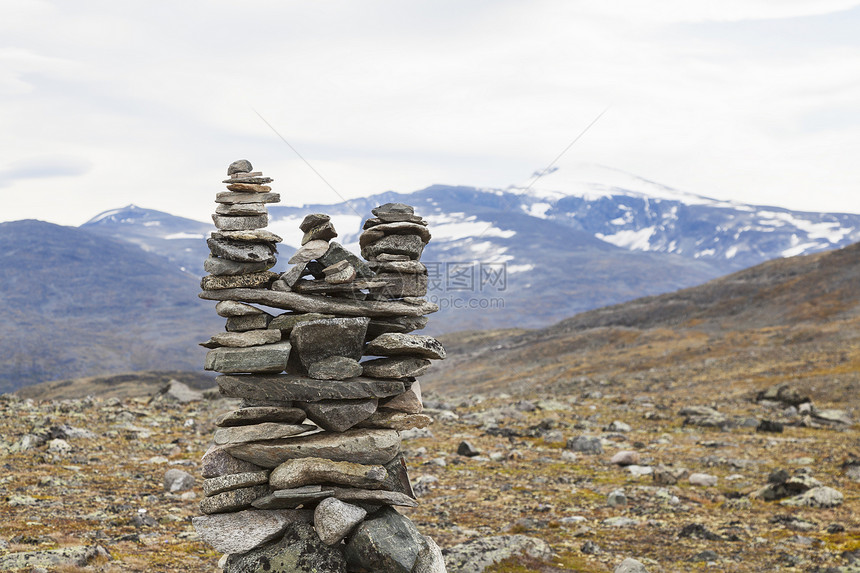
[193,160,447,573]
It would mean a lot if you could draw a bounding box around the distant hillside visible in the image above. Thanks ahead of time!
[14,370,216,401]
[423,241,860,405]
[0,220,222,393]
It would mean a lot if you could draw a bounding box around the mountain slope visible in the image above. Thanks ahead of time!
[0,220,221,392]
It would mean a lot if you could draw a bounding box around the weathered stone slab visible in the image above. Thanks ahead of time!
[204,342,291,374]
[213,423,317,445]
[217,406,306,427]
[192,509,311,555]
[270,457,387,490]
[362,358,430,380]
[361,235,424,261]
[252,486,334,509]
[288,239,330,264]
[215,191,280,204]
[292,278,386,294]
[365,333,446,359]
[199,484,269,514]
[212,229,282,243]
[226,182,272,192]
[227,313,273,332]
[371,272,428,297]
[300,399,378,432]
[269,312,335,334]
[368,260,427,274]
[217,374,404,402]
[200,288,439,317]
[300,214,331,232]
[216,300,264,317]
[212,213,268,231]
[318,242,375,279]
[224,522,347,573]
[303,221,338,245]
[382,453,415,498]
[315,497,366,545]
[308,356,363,380]
[201,329,282,349]
[215,202,267,216]
[331,488,418,508]
[358,411,432,431]
[203,470,271,496]
[204,255,275,276]
[366,316,429,338]
[202,445,265,478]
[359,222,431,248]
[380,381,423,413]
[207,237,275,262]
[0,546,110,570]
[224,428,401,468]
[291,318,369,370]
[344,506,423,573]
[201,271,278,291]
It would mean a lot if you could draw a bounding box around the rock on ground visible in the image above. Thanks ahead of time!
[443,535,553,573]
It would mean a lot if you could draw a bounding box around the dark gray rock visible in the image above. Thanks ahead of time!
[314,497,367,545]
[457,441,480,457]
[159,379,204,403]
[226,313,273,332]
[382,453,415,498]
[217,406,306,427]
[212,213,268,231]
[344,506,423,573]
[224,428,401,468]
[204,255,275,276]
[300,399,378,432]
[216,300,264,317]
[302,221,338,245]
[203,470,271,496]
[365,333,445,359]
[217,374,404,402]
[318,242,375,279]
[201,271,278,290]
[756,383,810,406]
[444,535,553,573]
[372,203,415,216]
[192,509,311,555]
[366,316,429,338]
[225,522,347,573]
[164,468,195,493]
[566,435,603,455]
[413,535,446,573]
[324,262,356,285]
[201,446,264,478]
[215,202,267,216]
[207,237,276,263]
[201,329,281,349]
[226,182,272,193]
[357,411,432,431]
[228,159,253,175]
[204,342,291,374]
[270,457,387,490]
[222,175,273,184]
[199,484,269,514]
[269,312,335,334]
[371,272,429,297]
[212,229,282,243]
[360,222,431,248]
[213,423,316,445]
[368,260,427,274]
[300,213,331,232]
[215,191,280,204]
[329,487,418,508]
[252,486,334,509]
[308,356,363,380]
[361,234,425,261]
[361,357,431,379]
[290,317,370,372]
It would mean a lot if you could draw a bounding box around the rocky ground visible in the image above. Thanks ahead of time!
[0,376,858,572]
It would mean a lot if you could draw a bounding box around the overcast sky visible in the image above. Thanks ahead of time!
[2,1,860,226]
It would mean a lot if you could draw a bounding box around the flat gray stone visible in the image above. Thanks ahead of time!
[362,358,430,380]
[224,522,347,573]
[201,445,264,478]
[227,313,273,332]
[300,214,331,232]
[366,316,429,338]
[204,342,291,374]
[781,486,844,508]
[308,356,363,380]
[207,237,275,263]
[204,255,275,276]
[199,484,269,514]
[201,271,278,290]
[225,428,401,468]
[215,191,280,204]
[358,411,432,431]
[360,221,430,246]
[252,486,334,509]
[217,406,306,427]
[443,535,553,573]
[193,509,311,555]
[330,488,418,507]
[269,312,335,334]
[317,241,375,279]
[290,318,370,371]
[302,221,338,245]
[212,213,268,231]
[373,203,414,216]
[212,229,283,243]
[361,234,425,261]
[201,329,281,348]
[216,300,264,317]
[164,468,195,492]
[300,399,378,432]
[213,423,316,445]
[270,457,387,490]
[203,470,271,496]
[217,374,404,402]
[226,182,272,193]
[160,379,203,403]
[315,497,367,545]
[228,159,253,174]
[380,381,423,412]
[292,278,385,294]
[287,239,330,264]
[368,260,427,274]
[0,546,110,570]
[615,558,649,573]
[566,435,604,455]
[370,272,429,297]
[344,506,423,573]
[200,288,439,318]
[365,333,446,359]
[216,202,267,216]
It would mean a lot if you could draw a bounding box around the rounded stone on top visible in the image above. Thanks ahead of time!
[300,214,332,233]
[228,159,253,175]
[372,203,414,217]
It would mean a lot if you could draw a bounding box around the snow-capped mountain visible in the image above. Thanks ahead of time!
[77,165,860,332]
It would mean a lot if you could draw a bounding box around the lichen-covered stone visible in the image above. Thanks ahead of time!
[224,522,347,573]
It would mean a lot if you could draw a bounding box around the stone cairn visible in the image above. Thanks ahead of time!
[193,159,447,573]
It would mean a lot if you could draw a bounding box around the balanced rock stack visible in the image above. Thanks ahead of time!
[194,161,447,573]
